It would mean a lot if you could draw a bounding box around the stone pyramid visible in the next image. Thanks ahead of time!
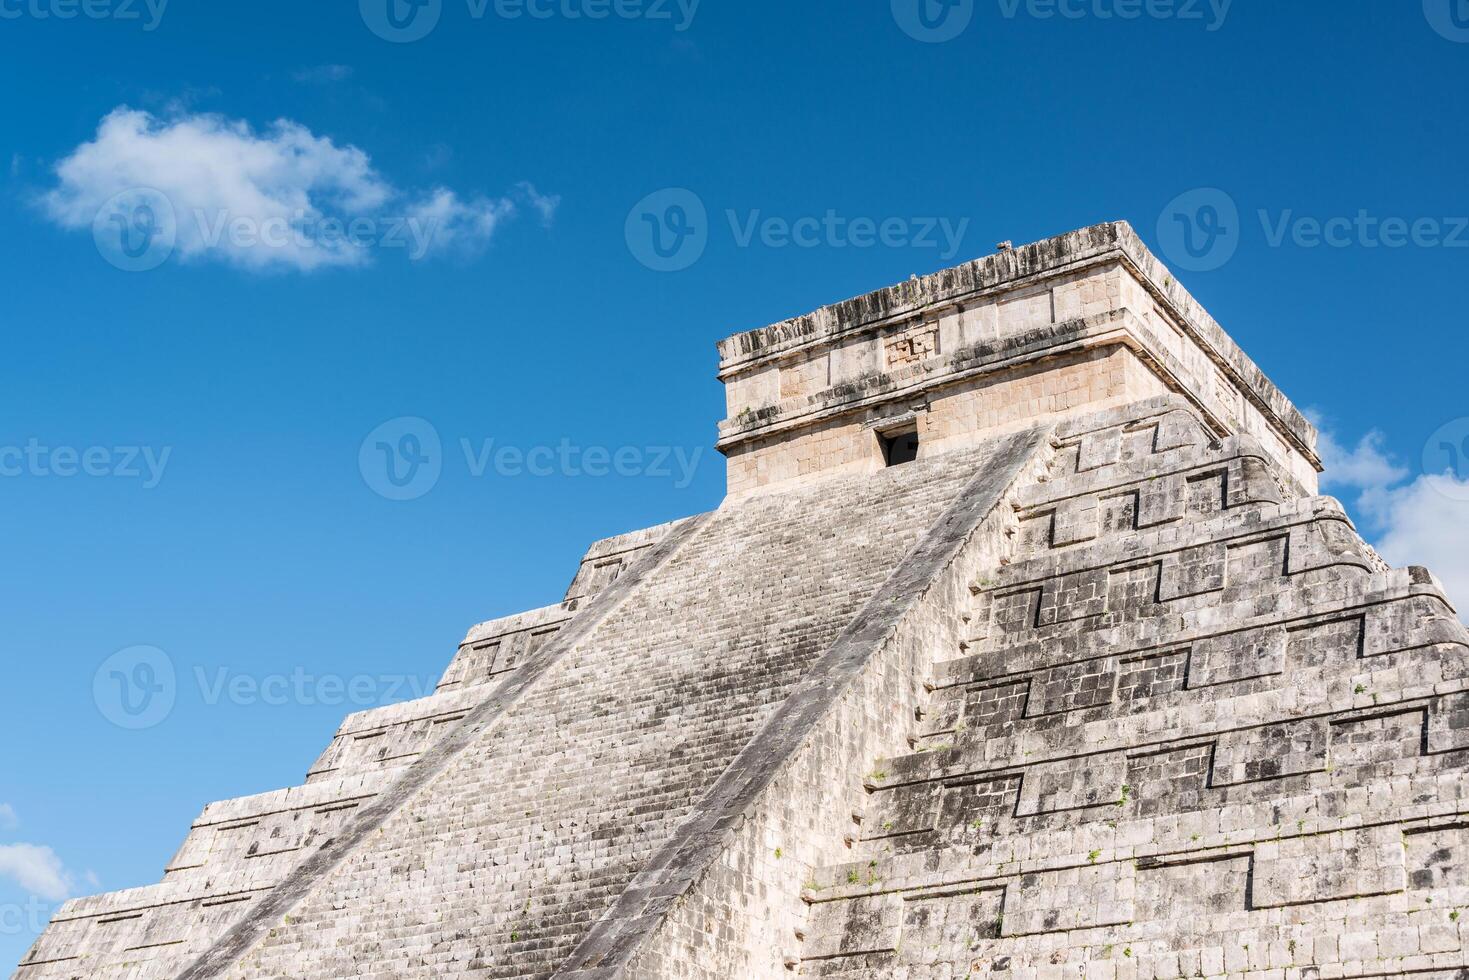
[18,222,1468,980]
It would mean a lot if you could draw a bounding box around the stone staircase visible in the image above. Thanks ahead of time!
[796,403,1469,979]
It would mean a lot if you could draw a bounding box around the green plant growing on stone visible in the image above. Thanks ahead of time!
[1088,850,1101,864]
[1117,784,1132,807]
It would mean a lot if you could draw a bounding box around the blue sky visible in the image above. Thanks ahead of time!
[1,0,1467,966]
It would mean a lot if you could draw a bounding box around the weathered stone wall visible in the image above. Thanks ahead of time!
[724,341,1165,497]
[717,224,1322,497]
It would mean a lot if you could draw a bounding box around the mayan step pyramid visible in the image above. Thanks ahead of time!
[19,221,1469,980]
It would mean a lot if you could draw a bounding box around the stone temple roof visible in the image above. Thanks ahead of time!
[19,224,1469,980]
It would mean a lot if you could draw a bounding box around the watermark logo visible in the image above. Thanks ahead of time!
[92,188,175,272]
[1156,187,1240,272]
[626,188,708,272]
[93,645,176,730]
[359,417,443,501]
[1423,419,1469,501]
[626,188,971,272]
[892,0,974,42]
[360,0,442,42]
[0,0,168,30]
[1425,0,1469,42]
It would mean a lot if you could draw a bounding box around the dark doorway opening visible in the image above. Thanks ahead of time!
[881,429,920,467]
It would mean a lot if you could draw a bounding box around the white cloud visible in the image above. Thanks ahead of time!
[0,804,16,830]
[1359,474,1469,614]
[1318,428,1408,496]
[0,844,75,902]
[1311,415,1469,621]
[42,107,553,272]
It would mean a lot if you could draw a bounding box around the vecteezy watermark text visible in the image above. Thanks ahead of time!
[92,189,447,272]
[191,210,442,259]
[0,440,171,488]
[625,188,971,273]
[358,417,705,500]
[891,0,1232,42]
[1259,211,1469,250]
[194,666,437,708]
[0,0,167,30]
[93,644,443,729]
[360,0,699,43]
[461,438,703,487]
[1158,188,1469,272]
[0,898,53,938]
[997,0,1233,30]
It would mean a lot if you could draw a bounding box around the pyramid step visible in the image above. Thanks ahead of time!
[870,660,1469,812]
[798,773,1469,977]
[1013,435,1285,558]
[923,589,1467,753]
[15,871,271,977]
[965,498,1381,651]
[304,685,486,782]
[947,565,1462,688]
[165,771,392,880]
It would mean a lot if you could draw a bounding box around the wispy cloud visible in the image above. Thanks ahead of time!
[1314,414,1469,620]
[291,65,354,84]
[0,844,75,902]
[0,804,17,831]
[41,107,557,272]
[406,188,517,257]
[515,181,560,228]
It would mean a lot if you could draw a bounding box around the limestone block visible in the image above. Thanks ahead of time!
[1000,863,1136,937]
[1252,826,1406,908]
